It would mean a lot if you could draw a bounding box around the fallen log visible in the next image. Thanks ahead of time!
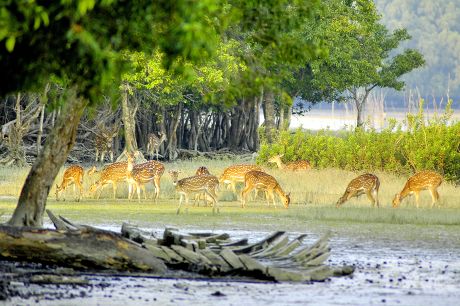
[0,225,166,274]
[0,213,354,283]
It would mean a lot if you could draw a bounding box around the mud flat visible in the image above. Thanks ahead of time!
[3,222,460,306]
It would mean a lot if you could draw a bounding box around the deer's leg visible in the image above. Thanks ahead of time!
[414,191,420,208]
[136,183,142,203]
[241,184,252,208]
[372,189,379,208]
[95,149,99,162]
[141,184,147,201]
[112,182,117,199]
[184,194,190,214]
[154,176,161,200]
[429,188,440,208]
[205,189,218,214]
[177,193,184,215]
[100,151,106,163]
[268,190,276,208]
[110,150,114,163]
[365,190,376,207]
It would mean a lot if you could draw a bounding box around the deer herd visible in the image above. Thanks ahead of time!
[55,152,444,213]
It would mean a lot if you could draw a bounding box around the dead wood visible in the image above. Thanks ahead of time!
[0,214,354,283]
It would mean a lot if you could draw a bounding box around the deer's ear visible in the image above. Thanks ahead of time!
[279,153,284,158]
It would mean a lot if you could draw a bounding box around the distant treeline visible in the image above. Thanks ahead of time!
[376,0,460,98]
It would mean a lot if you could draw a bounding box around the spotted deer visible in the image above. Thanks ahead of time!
[169,170,220,215]
[55,165,84,201]
[219,164,264,193]
[147,132,167,160]
[241,170,290,209]
[95,124,119,163]
[268,154,311,171]
[194,166,213,206]
[336,173,380,208]
[392,170,443,208]
[126,159,165,202]
[89,161,128,199]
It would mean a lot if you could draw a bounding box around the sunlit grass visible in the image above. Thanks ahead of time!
[0,159,459,228]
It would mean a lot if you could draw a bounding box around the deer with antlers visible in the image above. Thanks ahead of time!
[126,156,165,202]
[241,170,290,209]
[55,165,84,202]
[392,170,443,208]
[268,154,311,171]
[147,132,167,160]
[336,173,380,208]
[169,170,220,215]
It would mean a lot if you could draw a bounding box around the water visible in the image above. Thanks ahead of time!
[9,224,458,305]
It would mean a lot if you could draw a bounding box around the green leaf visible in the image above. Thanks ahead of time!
[6,36,15,52]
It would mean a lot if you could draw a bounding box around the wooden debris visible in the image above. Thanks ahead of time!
[0,212,354,283]
[30,274,89,285]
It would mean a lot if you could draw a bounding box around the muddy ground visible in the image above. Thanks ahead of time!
[2,224,460,306]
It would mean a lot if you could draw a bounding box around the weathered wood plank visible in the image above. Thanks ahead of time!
[219,249,245,270]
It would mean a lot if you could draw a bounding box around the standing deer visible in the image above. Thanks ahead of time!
[55,165,84,201]
[336,173,380,208]
[147,132,167,160]
[241,170,290,209]
[392,170,443,208]
[95,124,119,163]
[194,166,213,206]
[126,158,165,202]
[89,161,129,199]
[219,164,263,194]
[169,170,220,215]
[268,154,311,171]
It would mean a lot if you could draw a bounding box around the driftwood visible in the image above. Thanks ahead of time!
[0,211,354,283]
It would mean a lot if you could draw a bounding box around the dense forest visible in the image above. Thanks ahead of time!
[375,0,460,101]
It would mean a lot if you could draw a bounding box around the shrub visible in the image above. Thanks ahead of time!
[258,101,460,182]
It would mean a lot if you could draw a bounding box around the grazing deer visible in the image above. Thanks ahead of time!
[241,170,290,209]
[392,170,443,208]
[127,159,165,202]
[268,154,311,171]
[147,132,167,160]
[89,161,128,199]
[169,170,220,215]
[219,164,263,194]
[55,165,84,201]
[336,173,380,208]
[95,124,119,163]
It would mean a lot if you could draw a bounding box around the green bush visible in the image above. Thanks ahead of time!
[258,101,460,182]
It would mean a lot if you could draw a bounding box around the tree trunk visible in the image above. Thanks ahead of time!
[165,102,182,160]
[283,104,292,131]
[8,92,87,227]
[121,85,138,152]
[262,90,276,144]
[354,88,370,129]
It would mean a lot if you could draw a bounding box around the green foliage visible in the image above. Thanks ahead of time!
[258,103,460,182]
